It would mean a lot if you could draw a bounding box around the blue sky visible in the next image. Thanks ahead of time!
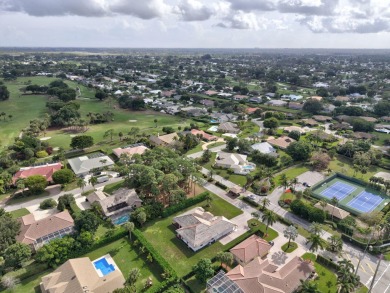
[0,0,389,48]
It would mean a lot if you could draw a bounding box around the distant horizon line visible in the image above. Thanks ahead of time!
[0,46,389,50]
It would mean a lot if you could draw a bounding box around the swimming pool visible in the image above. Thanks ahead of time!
[210,119,218,124]
[93,257,116,276]
[112,214,130,225]
[243,165,255,170]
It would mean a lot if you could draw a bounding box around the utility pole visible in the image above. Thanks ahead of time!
[368,254,383,293]
[354,233,373,276]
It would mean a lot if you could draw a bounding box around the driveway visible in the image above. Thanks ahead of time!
[219,213,252,245]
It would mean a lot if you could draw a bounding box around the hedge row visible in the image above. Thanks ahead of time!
[316,255,340,271]
[132,229,179,293]
[69,202,81,217]
[290,199,326,223]
[242,196,260,208]
[162,192,208,218]
[215,181,228,190]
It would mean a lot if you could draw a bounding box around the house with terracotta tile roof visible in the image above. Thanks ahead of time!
[190,129,218,141]
[12,162,63,184]
[267,136,296,150]
[16,210,75,251]
[149,132,179,146]
[230,235,272,265]
[40,255,125,293]
[207,256,315,293]
[173,207,236,251]
[112,144,149,158]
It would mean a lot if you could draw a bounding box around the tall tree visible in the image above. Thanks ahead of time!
[262,210,277,233]
[283,225,298,249]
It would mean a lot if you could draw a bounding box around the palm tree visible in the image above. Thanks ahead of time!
[279,173,289,190]
[89,176,98,189]
[260,197,270,211]
[251,211,260,221]
[118,131,123,141]
[208,169,214,180]
[283,225,298,248]
[123,221,135,241]
[298,280,321,293]
[262,210,277,233]
[307,233,326,252]
[76,178,86,193]
[216,252,233,269]
[337,259,359,293]
[309,222,323,236]
[331,197,339,222]
[319,199,327,212]
[289,177,298,190]
[328,235,343,254]
[154,119,158,128]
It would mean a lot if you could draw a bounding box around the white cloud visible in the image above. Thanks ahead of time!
[174,0,213,21]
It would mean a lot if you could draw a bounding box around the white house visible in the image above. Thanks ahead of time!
[251,142,276,154]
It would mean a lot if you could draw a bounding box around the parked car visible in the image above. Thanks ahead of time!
[96,175,109,183]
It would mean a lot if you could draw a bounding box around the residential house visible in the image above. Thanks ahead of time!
[267,136,296,150]
[249,97,262,103]
[314,203,350,220]
[283,126,307,134]
[190,129,218,141]
[360,116,378,123]
[218,122,240,134]
[310,96,323,101]
[233,95,248,101]
[181,106,207,117]
[40,255,125,293]
[312,115,332,122]
[205,90,219,96]
[86,188,142,221]
[282,94,303,101]
[322,104,336,113]
[149,132,179,146]
[246,107,260,115]
[207,256,315,293]
[265,93,276,98]
[251,142,276,155]
[301,119,319,127]
[215,152,255,174]
[173,207,236,251]
[68,153,115,177]
[12,162,63,184]
[336,96,350,102]
[266,100,287,107]
[230,235,272,265]
[112,144,149,159]
[211,113,238,123]
[200,99,215,107]
[288,102,303,110]
[17,211,75,251]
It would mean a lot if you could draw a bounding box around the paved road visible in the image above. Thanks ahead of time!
[189,148,388,292]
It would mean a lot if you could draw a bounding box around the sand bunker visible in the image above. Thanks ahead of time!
[129,120,137,122]
[40,137,51,141]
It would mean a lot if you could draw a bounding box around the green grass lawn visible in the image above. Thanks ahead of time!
[329,155,389,182]
[302,253,337,293]
[373,131,390,146]
[274,165,310,187]
[1,76,198,151]
[186,143,204,155]
[5,238,163,293]
[206,142,225,149]
[84,238,163,291]
[281,241,298,253]
[9,208,30,218]
[141,194,242,276]
[103,180,125,194]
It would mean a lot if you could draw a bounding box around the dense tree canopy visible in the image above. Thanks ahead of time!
[0,208,21,254]
[373,101,390,117]
[286,141,312,161]
[0,82,10,101]
[70,135,94,149]
[303,99,323,114]
[25,175,48,194]
[4,242,31,268]
[52,169,75,185]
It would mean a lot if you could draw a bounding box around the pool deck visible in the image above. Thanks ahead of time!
[93,254,118,277]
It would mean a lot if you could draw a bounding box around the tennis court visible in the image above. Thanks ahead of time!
[321,181,356,201]
[312,174,389,215]
[347,191,385,213]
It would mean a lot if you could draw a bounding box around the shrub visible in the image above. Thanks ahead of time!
[36,150,48,158]
[52,169,75,185]
[316,255,340,271]
[39,199,57,210]
[215,182,227,190]
[242,196,260,208]
[162,192,208,218]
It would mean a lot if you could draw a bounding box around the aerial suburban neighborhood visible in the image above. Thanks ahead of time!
[0,47,389,293]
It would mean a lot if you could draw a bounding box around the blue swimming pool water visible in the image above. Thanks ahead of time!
[210,119,218,123]
[112,214,130,225]
[243,165,255,170]
[94,258,115,276]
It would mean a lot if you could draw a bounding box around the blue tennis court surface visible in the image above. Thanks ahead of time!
[346,191,384,213]
[321,182,356,201]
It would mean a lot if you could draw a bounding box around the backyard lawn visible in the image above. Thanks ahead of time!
[329,155,389,182]
[141,193,242,276]
[302,253,337,293]
[274,165,310,187]
[5,238,163,293]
